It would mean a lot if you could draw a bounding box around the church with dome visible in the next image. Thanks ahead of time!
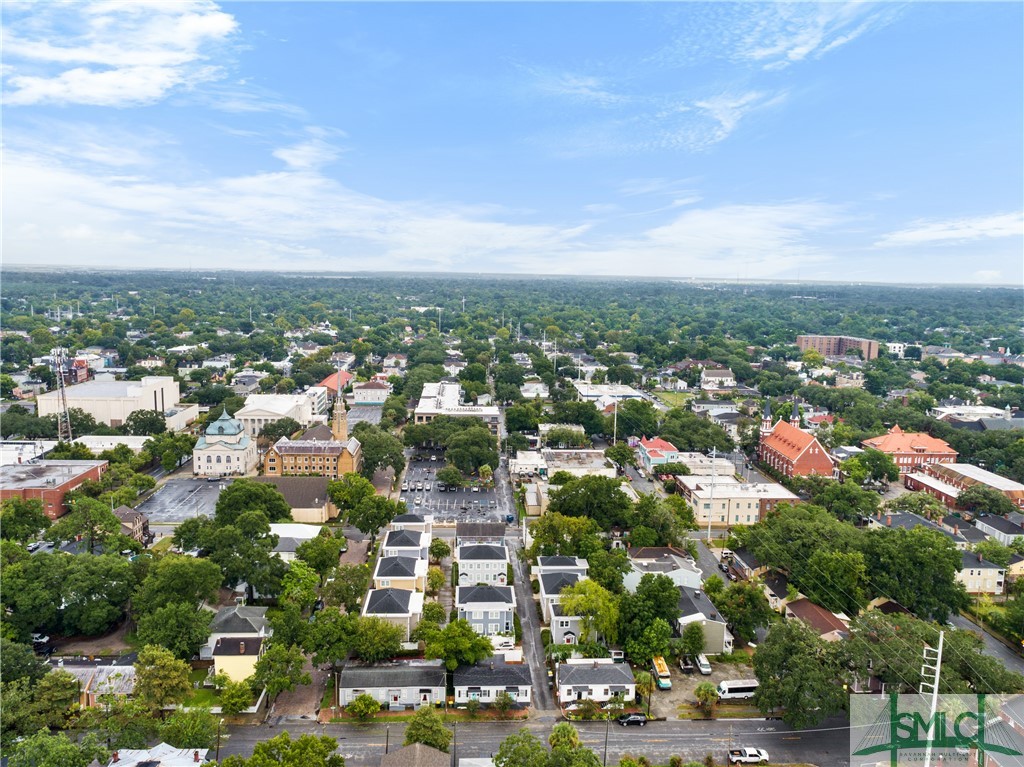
[193,410,259,478]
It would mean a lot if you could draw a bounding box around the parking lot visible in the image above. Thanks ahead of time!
[137,476,230,526]
[400,452,513,525]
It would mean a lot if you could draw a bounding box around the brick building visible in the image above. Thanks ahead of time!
[905,463,1024,510]
[757,401,834,478]
[0,460,108,519]
[796,335,880,361]
[861,425,957,476]
[263,403,361,478]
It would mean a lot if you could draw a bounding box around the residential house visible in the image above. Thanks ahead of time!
[373,556,428,591]
[690,400,739,416]
[550,603,584,645]
[938,515,989,547]
[382,354,408,377]
[520,381,550,400]
[351,380,391,405]
[974,515,1024,547]
[457,544,509,585]
[757,401,834,479]
[316,371,353,401]
[55,661,136,708]
[194,410,259,478]
[263,404,362,478]
[0,460,108,519]
[389,512,434,536]
[622,547,702,593]
[212,637,264,682]
[453,658,532,706]
[762,571,795,613]
[337,660,445,709]
[535,555,589,572]
[1006,553,1024,582]
[571,382,643,402]
[785,598,848,641]
[113,505,151,544]
[455,521,506,548]
[362,588,425,640]
[455,585,516,636]
[380,744,449,767]
[251,476,338,524]
[102,743,208,767]
[957,551,1005,596]
[709,411,746,443]
[700,368,736,390]
[677,588,733,654]
[861,425,957,477]
[269,523,324,562]
[382,529,429,559]
[556,659,635,704]
[729,548,767,580]
[203,605,270,660]
[677,475,799,529]
[865,512,973,550]
[636,437,680,473]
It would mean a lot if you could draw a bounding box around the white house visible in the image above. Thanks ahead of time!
[193,410,258,478]
[700,368,736,390]
[622,547,702,593]
[457,544,509,585]
[352,380,391,405]
[362,588,425,640]
[381,529,429,559]
[454,659,532,706]
[556,659,635,704]
[337,661,445,709]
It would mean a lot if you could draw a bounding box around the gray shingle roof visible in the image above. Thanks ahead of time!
[540,572,580,594]
[557,662,635,687]
[536,555,581,567]
[456,585,514,605]
[364,588,414,614]
[677,588,724,622]
[210,605,270,634]
[375,556,420,578]
[252,476,332,509]
[339,661,445,690]
[456,521,505,539]
[384,529,422,548]
[458,544,507,561]
[454,659,531,687]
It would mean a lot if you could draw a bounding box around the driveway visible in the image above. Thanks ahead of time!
[646,657,756,719]
[508,536,555,712]
[688,537,727,581]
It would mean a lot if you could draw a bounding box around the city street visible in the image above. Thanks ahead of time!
[221,715,856,766]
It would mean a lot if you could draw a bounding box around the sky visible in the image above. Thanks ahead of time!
[2,1,1022,284]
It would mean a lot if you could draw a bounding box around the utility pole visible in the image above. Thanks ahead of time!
[51,347,73,442]
[613,399,618,446]
[920,631,944,767]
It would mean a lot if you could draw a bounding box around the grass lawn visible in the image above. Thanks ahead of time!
[151,537,174,554]
[654,391,691,408]
[182,669,220,707]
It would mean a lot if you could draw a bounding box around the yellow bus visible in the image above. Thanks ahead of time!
[651,656,672,689]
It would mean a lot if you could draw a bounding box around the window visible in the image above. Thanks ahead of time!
[489,610,500,619]
[380,579,390,587]
[216,455,222,463]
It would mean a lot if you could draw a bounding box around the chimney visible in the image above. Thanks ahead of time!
[593,660,599,669]
[886,515,892,527]
[112,752,119,763]
[977,553,983,562]
[239,641,246,654]
[194,751,200,763]
[954,525,959,535]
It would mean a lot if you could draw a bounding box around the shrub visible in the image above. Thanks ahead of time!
[541,628,552,646]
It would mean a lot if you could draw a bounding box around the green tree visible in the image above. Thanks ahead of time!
[220,678,255,715]
[259,417,302,442]
[219,732,345,767]
[0,498,51,543]
[403,707,452,752]
[327,473,376,512]
[810,480,880,521]
[45,497,120,552]
[973,539,1015,568]
[1,638,49,684]
[281,560,320,610]
[346,693,381,721]
[527,513,603,559]
[429,537,452,563]
[122,409,168,437]
[624,618,672,667]
[7,730,108,767]
[355,425,406,480]
[546,475,632,529]
[549,722,582,750]
[604,443,636,467]
[253,643,311,700]
[136,602,213,660]
[348,495,400,544]
[559,579,620,644]
[133,554,222,615]
[800,549,869,616]
[752,620,845,729]
[957,484,1017,516]
[425,618,494,670]
[323,564,371,613]
[304,611,358,667]
[70,695,160,749]
[427,566,446,596]
[707,581,774,644]
[296,534,344,583]
[620,574,681,647]
[493,729,549,767]
[214,479,292,526]
[352,616,404,663]
[437,465,464,487]
[694,682,719,716]
[492,690,516,718]
[159,707,218,749]
[31,670,81,729]
[680,621,706,659]
[61,554,137,635]
[135,645,193,709]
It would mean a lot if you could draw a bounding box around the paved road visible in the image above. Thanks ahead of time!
[950,612,1024,676]
[688,536,726,581]
[221,715,855,766]
[508,535,555,712]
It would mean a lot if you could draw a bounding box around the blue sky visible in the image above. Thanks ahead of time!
[2,1,1021,284]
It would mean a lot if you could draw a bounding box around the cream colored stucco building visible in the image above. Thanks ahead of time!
[36,376,186,429]
[193,411,259,478]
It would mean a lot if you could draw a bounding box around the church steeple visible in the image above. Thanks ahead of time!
[790,400,801,428]
[761,397,773,434]
[332,400,349,442]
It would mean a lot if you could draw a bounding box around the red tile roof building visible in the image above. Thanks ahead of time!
[757,402,834,479]
[317,370,353,396]
[861,425,957,476]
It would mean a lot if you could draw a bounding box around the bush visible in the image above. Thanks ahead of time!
[506,563,514,585]
[669,757,683,767]
[541,628,552,646]
[531,579,540,594]
[513,613,522,643]
[451,563,459,587]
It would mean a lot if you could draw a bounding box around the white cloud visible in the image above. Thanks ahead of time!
[524,66,628,107]
[3,1,237,106]
[692,90,788,146]
[875,212,1024,247]
[272,128,348,170]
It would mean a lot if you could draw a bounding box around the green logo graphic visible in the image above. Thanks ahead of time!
[850,693,1023,766]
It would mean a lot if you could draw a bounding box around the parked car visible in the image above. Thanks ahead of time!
[728,747,769,764]
[679,656,695,674]
[618,713,647,727]
[32,633,50,645]
[696,654,712,675]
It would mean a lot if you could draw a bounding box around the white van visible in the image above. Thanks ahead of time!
[696,654,712,675]
[717,679,759,700]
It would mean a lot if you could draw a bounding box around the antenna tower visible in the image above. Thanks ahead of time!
[50,347,74,442]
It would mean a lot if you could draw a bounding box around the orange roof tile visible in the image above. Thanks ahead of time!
[786,598,847,636]
[640,437,678,452]
[861,425,956,456]
[760,420,818,462]
[317,370,353,393]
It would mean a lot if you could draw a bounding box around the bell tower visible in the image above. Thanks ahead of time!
[332,401,349,442]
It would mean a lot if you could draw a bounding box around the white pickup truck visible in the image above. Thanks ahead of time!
[728,748,770,764]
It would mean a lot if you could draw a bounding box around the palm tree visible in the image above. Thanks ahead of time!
[694,681,719,718]
[634,670,655,716]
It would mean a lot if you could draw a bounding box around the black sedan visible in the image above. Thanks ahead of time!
[618,713,648,727]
